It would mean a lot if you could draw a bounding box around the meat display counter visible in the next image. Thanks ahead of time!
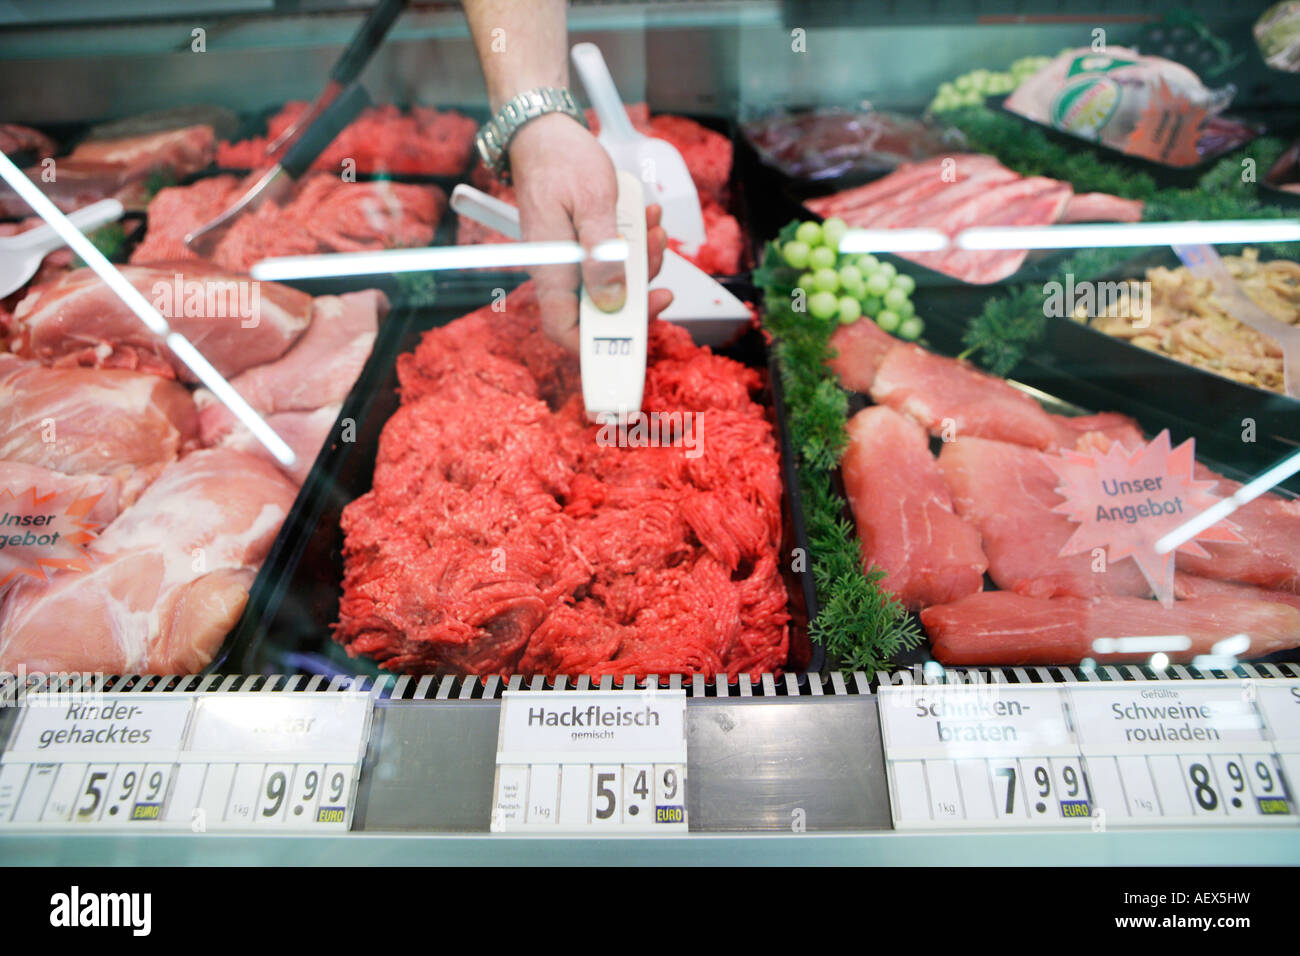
[0,0,1299,868]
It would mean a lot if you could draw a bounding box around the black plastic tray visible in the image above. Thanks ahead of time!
[785,320,1300,671]
[217,272,822,679]
[989,95,1263,190]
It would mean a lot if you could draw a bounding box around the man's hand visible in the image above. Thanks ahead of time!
[509,113,672,351]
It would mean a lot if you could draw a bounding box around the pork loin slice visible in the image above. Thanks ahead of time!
[923,591,1300,665]
[842,406,987,609]
[937,436,1153,599]
[826,317,899,393]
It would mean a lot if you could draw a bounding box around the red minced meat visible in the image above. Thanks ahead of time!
[335,282,790,677]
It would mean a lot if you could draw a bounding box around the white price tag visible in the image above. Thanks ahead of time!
[882,679,1299,829]
[1068,681,1268,755]
[1255,680,1300,748]
[878,684,1075,760]
[0,691,372,832]
[492,690,687,833]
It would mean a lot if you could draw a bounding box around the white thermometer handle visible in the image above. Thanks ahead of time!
[580,170,647,422]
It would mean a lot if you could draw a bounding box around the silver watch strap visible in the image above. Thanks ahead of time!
[475,87,586,184]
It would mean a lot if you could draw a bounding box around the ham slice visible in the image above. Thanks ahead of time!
[826,318,899,393]
[11,263,313,380]
[0,356,198,502]
[923,591,1300,665]
[938,436,1153,598]
[196,289,384,444]
[842,406,987,609]
[0,449,296,674]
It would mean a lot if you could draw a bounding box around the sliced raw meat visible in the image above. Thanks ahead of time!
[12,263,313,380]
[215,403,342,486]
[0,449,296,674]
[130,173,444,272]
[1175,464,1300,593]
[196,289,385,443]
[842,406,987,609]
[66,124,214,182]
[805,153,1143,284]
[0,356,198,500]
[827,318,899,392]
[870,344,1068,450]
[938,436,1152,598]
[1050,411,1145,451]
[1175,573,1300,612]
[1061,192,1145,223]
[922,591,1300,665]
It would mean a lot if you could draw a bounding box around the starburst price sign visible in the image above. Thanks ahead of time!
[0,483,106,587]
[1045,430,1244,605]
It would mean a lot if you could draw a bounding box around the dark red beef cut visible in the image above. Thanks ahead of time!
[335,283,790,678]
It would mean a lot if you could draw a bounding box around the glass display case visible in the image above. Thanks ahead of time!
[0,0,1297,866]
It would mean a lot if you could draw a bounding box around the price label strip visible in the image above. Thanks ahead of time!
[491,689,687,833]
[0,690,372,832]
[879,679,1299,829]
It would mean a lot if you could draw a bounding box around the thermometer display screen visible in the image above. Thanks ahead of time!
[591,336,633,356]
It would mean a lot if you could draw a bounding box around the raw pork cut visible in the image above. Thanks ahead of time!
[0,449,296,674]
[11,263,313,380]
[66,124,215,183]
[0,124,216,217]
[937,436,1153,598]
[1175,573,1300,612]
[922,591,1300,665]
[336,282,790,677]
[130,174,444,272]
[1061,193,1145,223]
[0,461,123,530]
[805,154,1143,283]
[1176,464,1300,593]
[870,344,1067,449]
[841,406,987,609]
[826,317,899,392]
[214,403,342,486]
[0,356,198,501]
[196,289,384,443]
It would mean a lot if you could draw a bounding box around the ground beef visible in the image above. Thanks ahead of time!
[335,283,790,677]
[218,102,477,176]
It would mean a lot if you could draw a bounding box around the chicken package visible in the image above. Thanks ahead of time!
[1005,47,1234,166]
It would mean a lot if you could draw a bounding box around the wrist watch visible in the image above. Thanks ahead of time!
[475,87,587,184]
